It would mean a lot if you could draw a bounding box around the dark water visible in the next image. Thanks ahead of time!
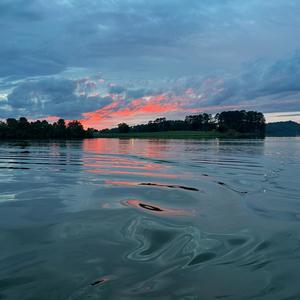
[0,138,300,300]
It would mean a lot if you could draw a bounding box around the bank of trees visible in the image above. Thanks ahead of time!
[216,111,265,134]
[100,110,266,136]
[0,110,266,139]
[0,117,95,139]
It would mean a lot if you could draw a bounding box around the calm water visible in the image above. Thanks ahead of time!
[0,138,300,300]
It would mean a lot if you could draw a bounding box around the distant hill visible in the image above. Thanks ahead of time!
[266,121,300,136]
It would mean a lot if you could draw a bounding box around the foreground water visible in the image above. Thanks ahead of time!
[0,138,300,300]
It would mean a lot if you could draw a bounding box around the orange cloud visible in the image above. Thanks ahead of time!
[77,90,248,129]
[80,94,183,129]
[38,80,249,129]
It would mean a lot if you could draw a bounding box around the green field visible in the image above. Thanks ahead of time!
[94,130,260,139]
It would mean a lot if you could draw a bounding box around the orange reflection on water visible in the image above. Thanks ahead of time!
[145,139,170,159]
[83,138,171,159]
[83,138,117,154]
[86,169,178,178]
[123,199,195,217]
[82,139,181,179]
[84,162,162,171]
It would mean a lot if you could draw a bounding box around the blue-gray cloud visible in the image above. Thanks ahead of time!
[0,0,300,118]
[217,52,300,111]
[0,78,112,119]
[2,52,300,119]
[1,0,300,78]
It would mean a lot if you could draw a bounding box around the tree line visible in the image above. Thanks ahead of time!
[0,117,95,139]
[101,110,266,136]
[0,110,266,139]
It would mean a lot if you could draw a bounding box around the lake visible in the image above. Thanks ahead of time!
[0,138,300,300]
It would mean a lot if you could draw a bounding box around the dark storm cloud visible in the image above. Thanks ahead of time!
[0,78,112,119]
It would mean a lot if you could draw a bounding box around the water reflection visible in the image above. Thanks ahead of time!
[0,138,300,299]
[105,180,200,191]
[90,275,114,287]
[123,199,195,217]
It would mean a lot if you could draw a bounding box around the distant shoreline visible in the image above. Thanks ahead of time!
[94,130,264,139]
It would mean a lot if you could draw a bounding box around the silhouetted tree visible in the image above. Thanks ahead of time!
[0,110,265,139]
[185,113,215,131]
[53,119,67,138]
[101,110,265,137]
[118,123,130,133]
[86,128,98,138]
[0,117,95,139]
[67,120,85,138]
[0,121,7,137]
[216,110,265,135]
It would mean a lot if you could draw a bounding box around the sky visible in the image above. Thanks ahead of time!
[0,0,300,129]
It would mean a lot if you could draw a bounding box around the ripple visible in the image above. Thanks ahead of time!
[123,199,196,217]
[0,166,30,170]
[0,138,300,299]
[123,217,194,263]
[90,275,113,286]
[104,180,200,191]
[0,275,34,289]
[216,181,248,195]
[139,183,200,192]
[87,169,179,178]
[188,252,217,266]
[254,241,272,252]
[227,237,248,246]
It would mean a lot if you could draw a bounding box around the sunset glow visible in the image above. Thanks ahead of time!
[1,0,299,126]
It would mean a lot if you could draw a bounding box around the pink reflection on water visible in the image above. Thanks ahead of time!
[86,169,178,178]
[123,199,196,217]
[82,139,180,179]
[84,162,162,171]
[105,180,138,186]
[83,138,171,159]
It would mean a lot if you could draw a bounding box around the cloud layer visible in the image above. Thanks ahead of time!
[1,78,112,119]
[0,0,300,126]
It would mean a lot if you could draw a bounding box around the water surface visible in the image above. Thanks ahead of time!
[0,138,300,299]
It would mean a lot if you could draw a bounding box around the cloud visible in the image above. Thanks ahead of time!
[80,94,184,129]
[1,0,300,79]
[1,78,112,119]
[168,52,300,113]
[276,113,300,118]
[2,51,300,127]
[108,85,126,95]
[1,0,300,125]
